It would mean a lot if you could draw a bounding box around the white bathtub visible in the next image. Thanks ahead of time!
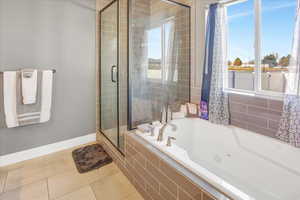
[136,118,300,200]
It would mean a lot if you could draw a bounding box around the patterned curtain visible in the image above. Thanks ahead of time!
[200,4,229,125]
[277,0,300,147]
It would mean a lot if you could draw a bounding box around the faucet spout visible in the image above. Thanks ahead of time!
[157,123,177,142]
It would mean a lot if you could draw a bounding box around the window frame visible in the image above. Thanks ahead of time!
[224,0,290,100]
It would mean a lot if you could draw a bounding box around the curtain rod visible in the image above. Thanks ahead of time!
[0,69,57,74]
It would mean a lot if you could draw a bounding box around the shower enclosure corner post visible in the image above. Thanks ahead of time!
[127,0,133,130]
[189,5,192,103]
[117,0,120,149]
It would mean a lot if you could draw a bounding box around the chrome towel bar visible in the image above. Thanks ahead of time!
[0,69,56,74]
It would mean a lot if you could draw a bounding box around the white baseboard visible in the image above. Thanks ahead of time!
[0,133,96,167]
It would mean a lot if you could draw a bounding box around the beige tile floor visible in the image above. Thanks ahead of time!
[0,142,144,200]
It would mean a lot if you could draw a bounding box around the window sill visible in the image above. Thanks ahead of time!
[224,88,284,101]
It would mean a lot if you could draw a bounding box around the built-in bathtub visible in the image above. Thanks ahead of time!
[136,118,300,200]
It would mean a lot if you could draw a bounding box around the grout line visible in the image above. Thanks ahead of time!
[89,184,98,200]
[52,183,96,200]
[89,168,121,187]
[131,144,180,198]
[232,108,279,123]
[46,178,50,200]
[267,120,270,129]
[1,146,88,195]
[246,103,282,115]
[121,191,135,200]
[230,100,268,110]
[89,180,100,198]
[1,172,8,194]
[267,106,284,113]
[1,178,49,198]
[2,162,77,193]
[160,182,178,200]
[181,188,196,200]
[3,171,8,193]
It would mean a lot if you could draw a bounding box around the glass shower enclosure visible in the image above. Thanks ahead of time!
[99,0,190,153]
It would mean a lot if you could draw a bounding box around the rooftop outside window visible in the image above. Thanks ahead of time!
[226,0,296,97]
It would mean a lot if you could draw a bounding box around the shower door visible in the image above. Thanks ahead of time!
[100,0,120,149]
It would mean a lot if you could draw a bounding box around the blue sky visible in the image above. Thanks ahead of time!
[148,22,172,59]
[228,0,297,62]
[148,27,162,59]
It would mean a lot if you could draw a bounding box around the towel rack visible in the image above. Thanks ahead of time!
[0,69,56,74]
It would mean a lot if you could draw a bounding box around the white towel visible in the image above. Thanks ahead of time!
[21,69,38,104]
[3,72,19,128]
[3,70,53,128]
[40,70,53,123]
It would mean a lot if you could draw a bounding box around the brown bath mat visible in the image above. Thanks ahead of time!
[72,144,113,173]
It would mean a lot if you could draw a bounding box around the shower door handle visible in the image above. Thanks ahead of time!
[111,65,118,83]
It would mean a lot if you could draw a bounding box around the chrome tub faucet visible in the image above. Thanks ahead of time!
[157,104,177,142]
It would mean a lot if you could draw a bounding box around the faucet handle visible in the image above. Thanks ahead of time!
[166,136,176,147]
[149,126,155,136]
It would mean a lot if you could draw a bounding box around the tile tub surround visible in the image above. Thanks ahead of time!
[100,132,228,200]
[190,92,283,139]
[229,94,283,138]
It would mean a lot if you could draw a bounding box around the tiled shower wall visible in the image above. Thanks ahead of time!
[130,0,191,127]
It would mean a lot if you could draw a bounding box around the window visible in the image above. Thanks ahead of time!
[226,0,296,97]
[147,18,177,82]
[147,27,162,80]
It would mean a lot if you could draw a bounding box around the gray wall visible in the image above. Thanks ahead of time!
[0,0,96,155]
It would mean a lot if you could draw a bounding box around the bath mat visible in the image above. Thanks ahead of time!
[72,144,113,173]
